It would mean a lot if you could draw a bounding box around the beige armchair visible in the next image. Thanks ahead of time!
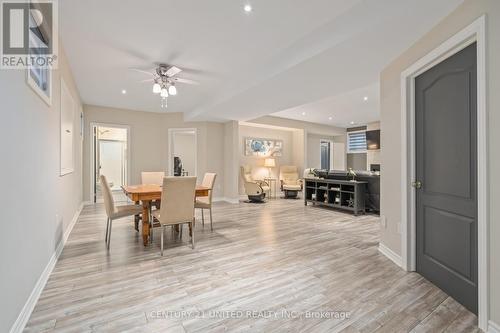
[100,175,142,249]
[152,176,196,255]
[279,166,303,199]
[240,165,269,202]
[195,173,217,230]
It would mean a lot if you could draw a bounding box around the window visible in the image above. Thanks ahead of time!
[347,131,367,153]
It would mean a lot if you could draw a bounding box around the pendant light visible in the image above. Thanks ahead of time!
[168,84,177,96]
[160,86,169,98]
[153,82,161,94]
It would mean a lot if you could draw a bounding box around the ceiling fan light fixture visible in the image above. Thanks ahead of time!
[160,87,169,98]
[168,84,177,96]
[153,82,161,94]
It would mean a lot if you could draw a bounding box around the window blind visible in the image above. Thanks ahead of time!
[347,131,367,153]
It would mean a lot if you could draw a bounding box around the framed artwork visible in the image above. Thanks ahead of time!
[26,61,52,106]
[60,78,75,175]
[244,138,283,157]
[25,5,53,105]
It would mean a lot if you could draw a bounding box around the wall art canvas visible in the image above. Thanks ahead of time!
[245,138,283,157]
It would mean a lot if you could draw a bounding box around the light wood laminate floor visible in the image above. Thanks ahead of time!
[25,200,479,333]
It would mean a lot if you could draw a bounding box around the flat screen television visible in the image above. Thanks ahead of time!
[366,130,380,150]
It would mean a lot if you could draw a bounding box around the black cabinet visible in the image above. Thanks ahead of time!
[304,178,367,215]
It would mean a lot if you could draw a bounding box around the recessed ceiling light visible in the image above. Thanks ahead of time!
[350,121,355,125]
[121,89,127,94]
[244,4,252,12]
[301,112,306,116]
[363,96,368,101]
[328,116,333,120]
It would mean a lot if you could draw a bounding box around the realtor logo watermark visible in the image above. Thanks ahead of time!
[1,0,58,69]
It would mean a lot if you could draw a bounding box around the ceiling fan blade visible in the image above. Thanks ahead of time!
[139,78,154,83]
[166,65,182,77]
[174,77,200,85]
[129,68,154,76]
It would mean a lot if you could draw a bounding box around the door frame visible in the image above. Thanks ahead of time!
[89,122,131,203]
[400,15,487,329]
[167,128,198,177]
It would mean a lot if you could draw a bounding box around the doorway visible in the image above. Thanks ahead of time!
[168,128,197,177]
[320,140,331,170]
[91,124,130,203]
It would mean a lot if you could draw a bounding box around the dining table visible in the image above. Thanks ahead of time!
[122,184,209,246]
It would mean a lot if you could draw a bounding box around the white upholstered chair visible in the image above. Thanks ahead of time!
[240,165,269,202]
[100,175,142,249]
[279,166,303,198]
[152,176,197,255]
[141,171,165,237]
[195,173,217,230]
[141,171,165,185]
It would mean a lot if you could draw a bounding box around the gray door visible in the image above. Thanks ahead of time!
[415,43,477,314]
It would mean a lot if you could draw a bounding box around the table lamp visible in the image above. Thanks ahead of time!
[264,158,276,178]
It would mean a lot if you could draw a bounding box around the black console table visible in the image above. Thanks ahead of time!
[304,178,367,215]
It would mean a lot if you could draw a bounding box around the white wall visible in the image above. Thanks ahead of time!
[292,129,306,174]
[0,46,83,332]
[248,115,345,175]
[238,125,294,194]
[380,0,500,324]
[237,118,345,194]
[224,121,240,201]
[306,133,345,170]
[83,106,225,199]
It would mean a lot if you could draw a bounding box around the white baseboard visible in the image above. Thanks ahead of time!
[378,242,403,268]
[9,202,84,333]
[489,320,500,333]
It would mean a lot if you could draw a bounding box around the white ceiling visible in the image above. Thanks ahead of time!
[60,0,463,126]
[272,83,379,128]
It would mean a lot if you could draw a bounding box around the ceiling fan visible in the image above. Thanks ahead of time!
[130,64,199,108]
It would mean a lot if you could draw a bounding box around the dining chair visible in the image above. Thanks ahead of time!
[100,175,142,249]
[141,171,165,185]
[141,171,165,210]
[195,173,217,231]
[141,171,165,240]
[152,176,197,255]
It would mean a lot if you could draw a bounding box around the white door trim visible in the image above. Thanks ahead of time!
[167,128,198,177]
[400,15,487,330]
[89,122,131,203]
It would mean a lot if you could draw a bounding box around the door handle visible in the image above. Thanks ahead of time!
[412,181,422,189]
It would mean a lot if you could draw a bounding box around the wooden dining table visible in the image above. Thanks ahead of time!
[122,184,209,246]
